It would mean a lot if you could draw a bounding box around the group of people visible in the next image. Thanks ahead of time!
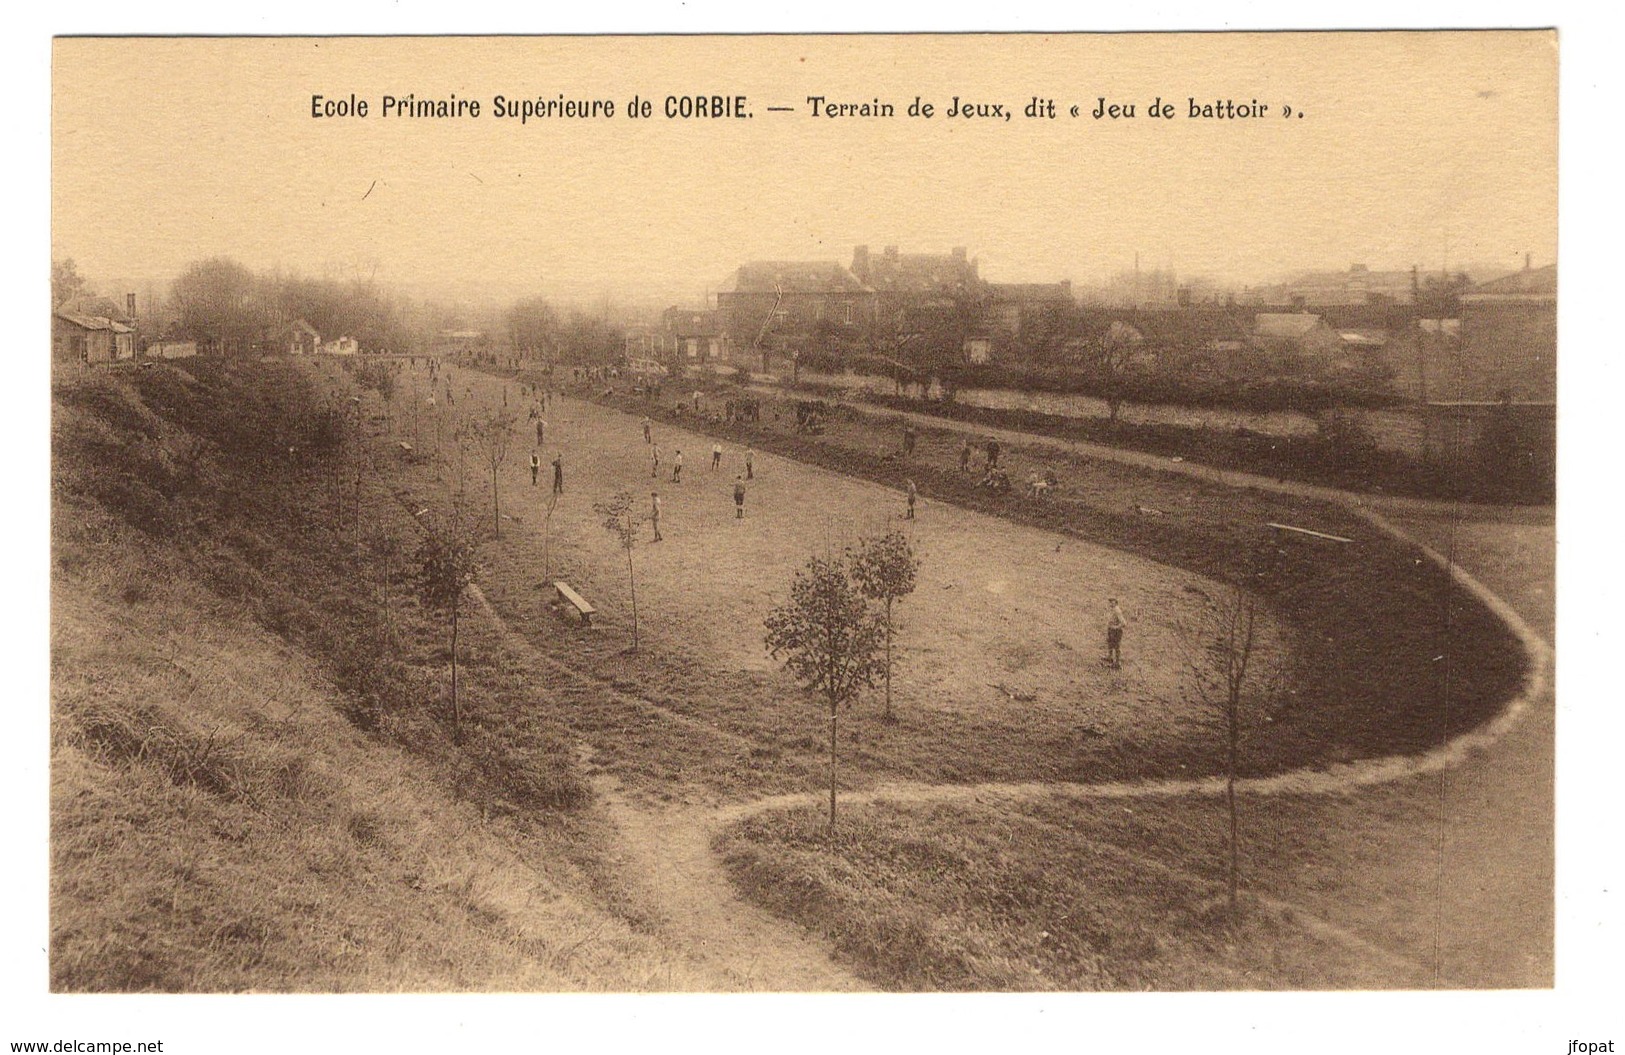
[641,413,757,542]
[511,376,1132,668]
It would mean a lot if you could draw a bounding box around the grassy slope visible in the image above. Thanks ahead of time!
[717,797,1435,991]
[50,362,699,991]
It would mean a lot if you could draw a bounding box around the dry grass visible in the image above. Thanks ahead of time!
[717,795,1440,991]
[49,362,708,991]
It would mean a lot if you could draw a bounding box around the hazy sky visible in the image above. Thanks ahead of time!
[53,32,1556,307]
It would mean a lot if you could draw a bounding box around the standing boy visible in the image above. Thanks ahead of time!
[745,446,755,479]
[711,442,723,470]
[529,451,541,487]
[650,492,663,541]
[733,476,746,519]
[1106,598,1127,668]
[551,453,564,495]
[672,449,683,483]
[905,479,917,520]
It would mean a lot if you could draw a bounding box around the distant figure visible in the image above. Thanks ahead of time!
[985,439,1001,469]
[551,453,564,495]
[536,418,546,446]
[1106,598,1127,668]
[960,439,973,472]
[650,492,663,542]
[734,475,747,518]
[529,451,541,487]
[903,424,917,457]
[672,449,684,483]
[711,442,723,470]
[745,446,755,480]
[905,479,917,520]
[651,443,662,478]
[642,416,652,444]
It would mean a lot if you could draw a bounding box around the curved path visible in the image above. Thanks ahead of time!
[449,370,1554,989]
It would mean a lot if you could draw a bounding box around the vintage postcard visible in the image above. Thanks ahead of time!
[35,25,1579,1051]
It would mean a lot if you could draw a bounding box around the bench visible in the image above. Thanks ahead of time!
[553,581,596,626]
[1267,522,1353,544]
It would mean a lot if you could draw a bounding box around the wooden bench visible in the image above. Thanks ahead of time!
[553,581,596,626]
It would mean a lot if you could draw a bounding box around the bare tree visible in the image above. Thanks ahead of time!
[764,554,886,832]
[415,515,479,741]
[849,530,920,721]
[469,407,519,537]
[593,491,648,652]
[1182,575,1281,915]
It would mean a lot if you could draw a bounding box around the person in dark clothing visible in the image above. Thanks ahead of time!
[551,453,564,495]
[733,476,746,519]
[529,452,540,486]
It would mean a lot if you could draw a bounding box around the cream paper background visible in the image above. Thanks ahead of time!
[18,9,1614,1055]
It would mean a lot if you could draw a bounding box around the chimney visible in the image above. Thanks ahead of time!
[853,245,870,282]
[1524,252,1532,271]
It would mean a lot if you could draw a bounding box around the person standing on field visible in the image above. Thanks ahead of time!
[642,416,652,444]
[745,446,755,479]
[529,451,540,487]
[536,418,546,446]
[551,453,564,495]
[960,439,973,472]
[711,442,723,470]
[733,475,746,519]
[673,449,684,483]
[651,442,662,478]
[650,492,663,541]
[905,479,917,520]
[1106,598,1127,668]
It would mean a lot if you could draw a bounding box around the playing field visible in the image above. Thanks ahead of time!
[392,365,1279,800]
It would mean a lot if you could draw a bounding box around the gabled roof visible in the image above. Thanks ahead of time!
[1254,313,1328,338]
[1467,264,1556,297]
[55,310,132,333]
[729,262,871,295]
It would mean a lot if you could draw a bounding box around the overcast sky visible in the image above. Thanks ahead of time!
[53,32,1556,309]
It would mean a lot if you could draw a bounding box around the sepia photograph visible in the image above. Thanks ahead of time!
[23,15,1605,1052]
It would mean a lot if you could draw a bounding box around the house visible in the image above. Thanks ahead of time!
[1454,262,1556,402]
[322,336,360,356]
[714,259,875,371]
[53,310,133,364]
[276,318,321,356]
[1252,313,1344,373]
[146,340,199,360]
[660,307,728,370]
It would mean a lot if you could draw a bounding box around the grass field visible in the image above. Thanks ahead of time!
[390,367,1308,806]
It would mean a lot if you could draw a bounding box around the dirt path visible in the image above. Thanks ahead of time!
[752,381,1553,524]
